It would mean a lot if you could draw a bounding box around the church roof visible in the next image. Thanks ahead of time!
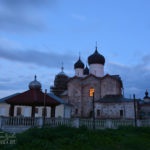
[101,74,123,88]
[5,89,60,106]
[96,95,133,103]
[88,46,105,65]
[56,64,68,77]
[47,93,67,104]
[69,74,123,86]
[144,90,150,99]
[68,76,83,82]
[84,65,89,75]
[74,57,84,69]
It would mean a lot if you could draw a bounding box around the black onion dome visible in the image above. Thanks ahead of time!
[29,75,41,90]
[74,57,84,69]
[84,65,89,75]
[88,47,105,65]
[144,90,149,99]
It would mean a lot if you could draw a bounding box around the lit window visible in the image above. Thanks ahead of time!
[89,88,95,97]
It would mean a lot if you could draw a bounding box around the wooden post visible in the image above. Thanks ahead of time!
[89,87,95,130]
[43,89,47,126]
[31,106,35,118]
[92,92,95,130]
[9,105,14,116]
[51,106,56,118]
[133,94,137,127]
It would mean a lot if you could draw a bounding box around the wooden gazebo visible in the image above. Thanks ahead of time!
[6,89,60,117]
[5,76,60,118]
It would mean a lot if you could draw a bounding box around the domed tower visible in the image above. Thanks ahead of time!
[50,65,69,97]
[74,57,84,77]
[143,90,150,103]
[84,65,89,75]
[88,45,105,77]
[29,75,42,90]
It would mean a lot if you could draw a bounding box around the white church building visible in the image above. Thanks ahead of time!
[60,46,137,119]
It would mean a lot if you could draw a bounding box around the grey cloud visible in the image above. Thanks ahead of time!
[142,54,150,64]
[106,58,150,98]
[0,47,75,70]
[0,76,29,91]
[0,13,46,32]
[0,0,54,8]
[0,0,56,32]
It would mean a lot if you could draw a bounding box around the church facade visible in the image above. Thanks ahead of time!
[59,46,137,119]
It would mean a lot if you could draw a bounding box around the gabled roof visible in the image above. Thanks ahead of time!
[68,76,82,82]
[47,93,67,104]
[48,93,72,106]
[61,90,68,96]
[5,89,60,106]
[101,74,116,80]
[96,95,133,103]
[0,93,20,103]
[82,74,100,81]
[101,74,123,87]
[68,74,123,88]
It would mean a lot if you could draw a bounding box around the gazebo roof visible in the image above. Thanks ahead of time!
[5,89,60,106]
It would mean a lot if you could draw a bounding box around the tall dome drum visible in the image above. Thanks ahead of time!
[88,46,105,77]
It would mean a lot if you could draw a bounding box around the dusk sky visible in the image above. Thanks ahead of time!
[0,0,150,99]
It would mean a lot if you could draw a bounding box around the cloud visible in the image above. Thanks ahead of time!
[106,57,150,98]
[142,54,150,65]
[0,0,56,32]
[0,13,46,32]
[0,45,74,70]
[1,0,53,6]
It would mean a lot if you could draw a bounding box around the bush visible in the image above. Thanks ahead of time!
[1,126,150,150]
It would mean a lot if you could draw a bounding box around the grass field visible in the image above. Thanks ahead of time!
[1,126,150,150]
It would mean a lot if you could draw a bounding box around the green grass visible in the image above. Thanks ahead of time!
[1,126,150,150]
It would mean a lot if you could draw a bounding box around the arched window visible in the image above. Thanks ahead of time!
[89,88,95,97]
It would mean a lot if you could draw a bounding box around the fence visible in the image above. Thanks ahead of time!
[0,116,150,133]
[1,116,39,126]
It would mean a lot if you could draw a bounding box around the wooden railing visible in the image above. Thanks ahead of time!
[1,117,39,126]
[0,117,150,131]
[140,119,150,127]
[79,119,106,129]
[45,118,72,127]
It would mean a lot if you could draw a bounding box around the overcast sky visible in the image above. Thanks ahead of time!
[0,0,150,99]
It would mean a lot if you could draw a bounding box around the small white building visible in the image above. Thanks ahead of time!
[0,93,71,118]
[95,96,137,119]
[0,76,71,118]
[139,90,150,119]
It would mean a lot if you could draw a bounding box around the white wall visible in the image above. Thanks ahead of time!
[75,68,84,77]
[95,102,135,119]
[0,103,10,116]
[89,64,104,77]
[0,102,71,118]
